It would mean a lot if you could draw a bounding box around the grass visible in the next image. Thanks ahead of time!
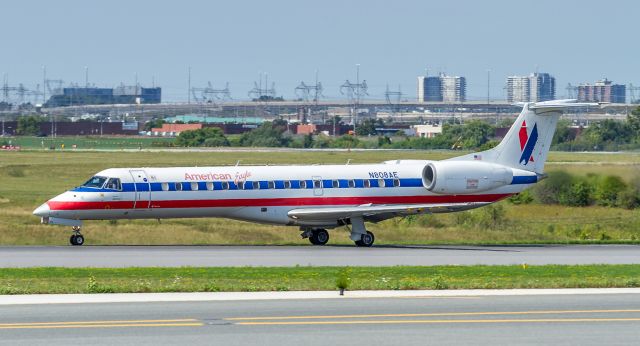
[0,149,639,245]
[5,136,175,150]
[0,265,639,294]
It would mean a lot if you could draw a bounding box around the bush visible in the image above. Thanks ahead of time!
[559,180,592,207]
[175,127,229,147]
[617,189,640,210]
[508,190,534,205]
[595,175,627,207]
[533,171,574,204]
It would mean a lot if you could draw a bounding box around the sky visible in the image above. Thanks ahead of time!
[1,0,637,102]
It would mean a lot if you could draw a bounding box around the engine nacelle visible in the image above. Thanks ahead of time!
[422,161,514,194]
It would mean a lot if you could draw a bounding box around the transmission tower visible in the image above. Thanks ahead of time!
[566,83,578,99]
[340,65,368,132]
[628,83,640,104]
[385,84,403,121]
[295,75,324,123]
[191,82,231,104]
[248,73,276,101]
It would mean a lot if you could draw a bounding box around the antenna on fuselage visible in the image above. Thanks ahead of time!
[346,159,352,165]
[235,160,241,166]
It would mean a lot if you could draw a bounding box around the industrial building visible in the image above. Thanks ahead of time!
[417,73,465,103]
[577,79,626,103]
[45,85,161,107]
[506,72,556,103]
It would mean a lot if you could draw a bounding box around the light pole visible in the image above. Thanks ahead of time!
[354,63,360,135]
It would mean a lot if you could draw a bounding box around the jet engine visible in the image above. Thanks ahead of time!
[422,161,513,194]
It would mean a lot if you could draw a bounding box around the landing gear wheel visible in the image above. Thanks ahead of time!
[309,229,329,246]
[73,234,84,246]
[70,227,84,246]
[355,231,375,247]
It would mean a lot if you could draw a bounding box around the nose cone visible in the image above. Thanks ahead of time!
[33,203,51,217]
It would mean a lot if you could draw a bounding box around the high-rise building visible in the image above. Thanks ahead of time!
[417,73,463,102]
[417,76,425,102]
[530,72,555,102]
[577,79,626,103]
[507,76,531,103]
[441,75,466,103]
[417,75,443,102]
[506,72,555,102]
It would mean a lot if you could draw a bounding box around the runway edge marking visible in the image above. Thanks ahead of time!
[2,288,640,305]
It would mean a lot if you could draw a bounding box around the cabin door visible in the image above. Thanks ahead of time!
[130,170,151,209]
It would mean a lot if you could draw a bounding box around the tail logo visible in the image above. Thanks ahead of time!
[518,120,538,166]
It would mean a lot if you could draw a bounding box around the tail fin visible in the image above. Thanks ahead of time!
[448,100,599,174]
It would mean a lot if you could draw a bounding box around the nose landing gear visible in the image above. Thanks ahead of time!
[70,226,85,246]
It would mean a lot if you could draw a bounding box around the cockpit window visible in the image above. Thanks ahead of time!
[82,176,107,188]
[105,178,121,191]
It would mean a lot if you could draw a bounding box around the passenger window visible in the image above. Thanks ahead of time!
[190,182,198,191]
[348,180,355,188]
[105,178,121,190]
[300,180,307,189]
[363,180,370,188]
[252,181,259,189]
[268,181,275,189]
[175,182,183,191]
[238,182,245,190]
[161,183,169,191]
[206,182,214,191]
[221,181,229,190]
[284,180,291,189]
[393,179,400,187]
[332,180,339,188]
[378,179,385,187]
[313,180,321,189]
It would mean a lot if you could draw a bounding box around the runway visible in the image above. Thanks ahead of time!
[1,292,639,345]
[1,244,639,267]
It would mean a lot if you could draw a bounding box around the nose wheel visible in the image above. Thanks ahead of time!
[70,227,84,246]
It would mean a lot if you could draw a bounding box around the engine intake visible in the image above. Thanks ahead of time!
[422,161,513,194]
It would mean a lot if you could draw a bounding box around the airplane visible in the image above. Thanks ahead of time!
[33,100,598,247]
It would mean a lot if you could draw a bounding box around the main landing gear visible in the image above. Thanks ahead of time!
[301,228,330,246]
[349,217,375,247]
[70,226,84,246]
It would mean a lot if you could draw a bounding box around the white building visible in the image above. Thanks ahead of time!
[412,124,443,138]
[440,75,466,103]
[506,72,556,103]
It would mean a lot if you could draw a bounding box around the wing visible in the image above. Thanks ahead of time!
[288,202,488,223]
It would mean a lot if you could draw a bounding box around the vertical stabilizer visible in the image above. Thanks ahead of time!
[448,100,598,174]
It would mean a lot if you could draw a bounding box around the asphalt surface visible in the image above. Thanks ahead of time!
[0,244,639,267]
[1,293,640,345]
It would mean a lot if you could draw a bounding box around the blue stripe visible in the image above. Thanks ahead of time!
[511,175,537,184]
[71,177,432,193]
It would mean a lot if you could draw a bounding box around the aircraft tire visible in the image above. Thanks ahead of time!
[309,229,329,246]
[355,231,374,247]
[314,229,329,245]
[70,234,84,246]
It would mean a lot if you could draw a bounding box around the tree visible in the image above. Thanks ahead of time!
[175,127,229,147]
[144,119,165,131]
[628,107,640,142]
[16,115,42,136]
[355,118,377,136]
[239,122,290,147]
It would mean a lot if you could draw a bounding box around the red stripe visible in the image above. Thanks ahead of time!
[48,194,511,211]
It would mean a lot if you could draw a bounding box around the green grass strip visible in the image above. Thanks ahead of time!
[1,265,640,294]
